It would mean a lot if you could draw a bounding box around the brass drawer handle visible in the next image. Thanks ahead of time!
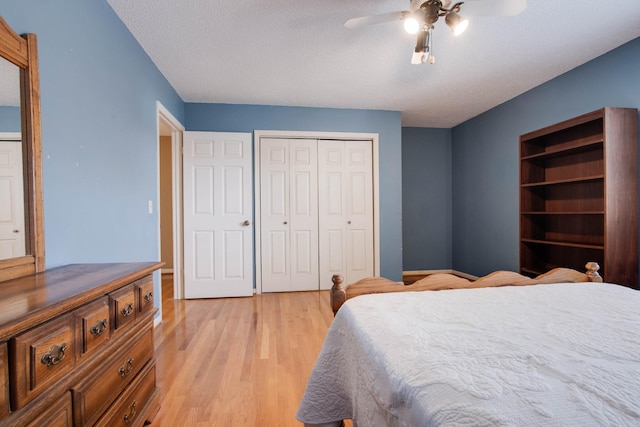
[118,358,134,377]
[41,343,67,367]
[90,319,108,336]
[143,291,153,303]
[121,303,134,317]
[122,401,137,424]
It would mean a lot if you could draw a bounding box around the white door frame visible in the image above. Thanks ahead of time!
[156,101,185,315]
[253,130,381,294]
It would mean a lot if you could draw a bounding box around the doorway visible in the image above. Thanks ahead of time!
[157,102,185,318]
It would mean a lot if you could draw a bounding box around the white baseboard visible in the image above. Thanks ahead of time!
[403,269,478,281]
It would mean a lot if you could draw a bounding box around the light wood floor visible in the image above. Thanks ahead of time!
[150,275,336,426]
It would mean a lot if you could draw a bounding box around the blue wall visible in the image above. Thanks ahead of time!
[0,106,20,132]
[3,0,184,267]
[451,37,640,277]
[5,0,637,286]
[3,0,184,311]
[186,103,404,280]
[0,0,405,288]
[401,127,452,271]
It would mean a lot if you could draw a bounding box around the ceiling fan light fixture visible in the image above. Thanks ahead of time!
[411,50,426,64]
[344,0,527,65]
[411,27,433,65]
[445,11,468,36]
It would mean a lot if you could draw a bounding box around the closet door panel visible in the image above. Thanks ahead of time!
[261,139,319,292]
[348,229,368,277]
[345,141,374,284]
[292,230,313,275]
[268,172,287,215]
[260,140,291,292]
[318,141,346,288]
[326,230,345,273]
[318,140,374,288]
[289,141,319,290]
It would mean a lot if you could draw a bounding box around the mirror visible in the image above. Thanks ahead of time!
[0,16,44,282]
[0,57,25,260]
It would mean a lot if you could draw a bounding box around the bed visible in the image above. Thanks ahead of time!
[296,263,640,426]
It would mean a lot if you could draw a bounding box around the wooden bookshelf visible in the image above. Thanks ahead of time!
[520,107,639,288]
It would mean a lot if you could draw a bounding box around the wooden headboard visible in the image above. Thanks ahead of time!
[330,262,603,315]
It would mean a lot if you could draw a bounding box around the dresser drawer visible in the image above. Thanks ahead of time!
[24,391,73,427]
[110,285,136,333]
[94,361,157,427]
[74,297,110,363]
[135,276,154,316]
[72,325,154,426]
[10,314,76,409]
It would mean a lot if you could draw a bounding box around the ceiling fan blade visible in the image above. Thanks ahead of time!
[460,0,527,16]
[344,11,409,29]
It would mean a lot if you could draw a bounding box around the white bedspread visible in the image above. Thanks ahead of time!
[296,282,640,426]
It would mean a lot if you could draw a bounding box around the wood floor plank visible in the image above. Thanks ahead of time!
[150,276,335,426]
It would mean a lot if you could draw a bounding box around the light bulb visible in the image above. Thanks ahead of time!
[453,19,468,36]
[445,12,469,36]
[404,17,420,34]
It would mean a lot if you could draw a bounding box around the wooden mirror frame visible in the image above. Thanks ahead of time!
[0,17,44,282]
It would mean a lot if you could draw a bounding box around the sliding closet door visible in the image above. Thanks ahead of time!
[260,138,319,292]
[318,140,374,289]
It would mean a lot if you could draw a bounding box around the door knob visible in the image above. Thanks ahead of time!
[347,221,352,225]
[13,229,19,233]
[283,221,288,225]
[242,220,251,226]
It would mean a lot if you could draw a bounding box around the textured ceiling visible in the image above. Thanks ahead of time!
[107,0,640,127]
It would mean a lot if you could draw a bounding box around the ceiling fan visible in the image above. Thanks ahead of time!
[345,0,527,64]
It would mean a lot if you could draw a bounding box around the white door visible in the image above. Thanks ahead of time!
[260,138,319,292]
[183,132,253,298]
[0,138,25,260]
[318,140,374,289]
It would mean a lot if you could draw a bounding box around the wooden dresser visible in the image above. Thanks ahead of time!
[0,262,162,426]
